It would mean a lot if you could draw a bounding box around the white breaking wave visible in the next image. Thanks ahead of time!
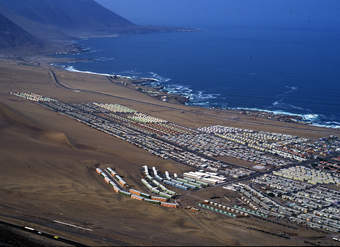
[149,72,171,83]
[272,101,307,112]
[233,107,319,121]
[190,101,210,106]
[286,104,306,111]
[310,123,340,129]
[65,66,113,76]
[64,66,132,79]
[272,101,279,106]
[232,106,340,128]
[287,85,298,91]
[273,84,299,107]
[147,72,220,104]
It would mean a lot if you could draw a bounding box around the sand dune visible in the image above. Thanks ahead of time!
[38,131,73,147]
[0,103,74,149]
[0,103,41,131]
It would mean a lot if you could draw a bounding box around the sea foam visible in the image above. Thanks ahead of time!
[64,66,132,79]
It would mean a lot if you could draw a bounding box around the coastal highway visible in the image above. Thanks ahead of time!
[0,217,88,247]
[49,69,337,134]
[0,211,129,246]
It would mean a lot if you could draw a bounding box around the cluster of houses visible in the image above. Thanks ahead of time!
[252,174,312,196]
[273,166,340,185]
[313,159,340,175]
[10,91,55,102]
[93,103,136,113]
[198,125,340,163]
[96,167,178,208]
[13,93,253,181]
[163,133,291,168]
[142,165,206,192]
[294,197,340,233]
[10,91,340,236]
[279,135,340,160]
[127,112,168,124]
[249,170,340,232]
[199,125,307,161]
[234,183,299,219]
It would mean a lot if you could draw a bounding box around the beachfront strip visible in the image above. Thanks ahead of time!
[11,91,340,235]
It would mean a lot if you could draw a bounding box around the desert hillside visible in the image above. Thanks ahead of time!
[0,0,136,40]
[0,13,40,50]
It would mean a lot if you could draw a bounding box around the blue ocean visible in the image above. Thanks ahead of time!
[58,26,340,128]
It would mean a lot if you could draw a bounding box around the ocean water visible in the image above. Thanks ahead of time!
[57,26,340,128]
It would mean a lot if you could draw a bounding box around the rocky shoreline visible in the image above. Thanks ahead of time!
[233,109,307,124]
[108,74,309,125]
[7,52,324,128]
[107,75,189,105]
[60,63,314,126]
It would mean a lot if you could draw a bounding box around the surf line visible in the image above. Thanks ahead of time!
[53,220,93,231]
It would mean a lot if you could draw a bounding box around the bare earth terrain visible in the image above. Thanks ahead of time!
[1,60,340,246]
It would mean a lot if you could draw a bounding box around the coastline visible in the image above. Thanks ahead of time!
[63,65,189,105]
[59,64,340,130]
[5,49,338,130]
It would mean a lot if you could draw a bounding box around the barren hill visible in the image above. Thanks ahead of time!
[0,13,40,50]
[0,0,136,40]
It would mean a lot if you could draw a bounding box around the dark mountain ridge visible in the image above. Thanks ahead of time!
[0,12,41,50]
[0,0,180,54]
[0,0,136,41]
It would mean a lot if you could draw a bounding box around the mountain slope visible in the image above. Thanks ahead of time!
[0,0,136,38]
[0,13,40,50]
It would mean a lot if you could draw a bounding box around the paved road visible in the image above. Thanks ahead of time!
[0,217,88,247]
[0,212,128,246]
